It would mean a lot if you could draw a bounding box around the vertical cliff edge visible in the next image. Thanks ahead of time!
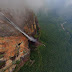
[0,8,39,72]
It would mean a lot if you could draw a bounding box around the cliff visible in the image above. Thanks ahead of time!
[0,8,39,72]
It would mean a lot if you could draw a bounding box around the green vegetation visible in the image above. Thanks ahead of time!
[19,12,72,72]
[16,60,21,64]
[0,54,4,58]
[18,46,43,72]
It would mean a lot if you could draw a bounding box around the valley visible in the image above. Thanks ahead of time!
[19,12,72,72]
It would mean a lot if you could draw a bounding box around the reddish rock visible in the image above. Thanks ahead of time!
[0,8,38,72]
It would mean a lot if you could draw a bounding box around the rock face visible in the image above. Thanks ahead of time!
[0,8,38,72]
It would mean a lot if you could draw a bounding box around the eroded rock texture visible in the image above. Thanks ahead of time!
[0,8,38,72]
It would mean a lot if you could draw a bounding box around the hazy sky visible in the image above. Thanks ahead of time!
[45,0,72,9]
[0,0,45,11]
[0,0,72,13]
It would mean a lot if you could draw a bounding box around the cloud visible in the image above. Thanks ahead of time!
[0,0,72,14]
[0,0,46,12]
[45,0,72,9]
[65,0,72,6]
[25,0,45,9]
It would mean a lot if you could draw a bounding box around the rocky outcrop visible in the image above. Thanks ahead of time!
[0,8,39,72]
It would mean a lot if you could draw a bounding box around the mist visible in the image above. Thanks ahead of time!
[0,0,72,12]
[0,0,46,13]
[0,0,72,17]
[46,0,72,15]
[0,0,47,30]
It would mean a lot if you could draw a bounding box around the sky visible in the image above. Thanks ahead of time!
[45,0,72,9]
[0,0,72,14]
[0,0,45,11]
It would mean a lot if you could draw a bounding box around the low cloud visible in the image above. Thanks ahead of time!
[0,0,72,14]
[0,0,46,12]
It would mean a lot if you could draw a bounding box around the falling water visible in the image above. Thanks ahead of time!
[0,12,37,42]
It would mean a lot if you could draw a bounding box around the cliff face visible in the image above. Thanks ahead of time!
[0,9,38,72]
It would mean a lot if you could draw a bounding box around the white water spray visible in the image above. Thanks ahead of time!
[0,12,37,42]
